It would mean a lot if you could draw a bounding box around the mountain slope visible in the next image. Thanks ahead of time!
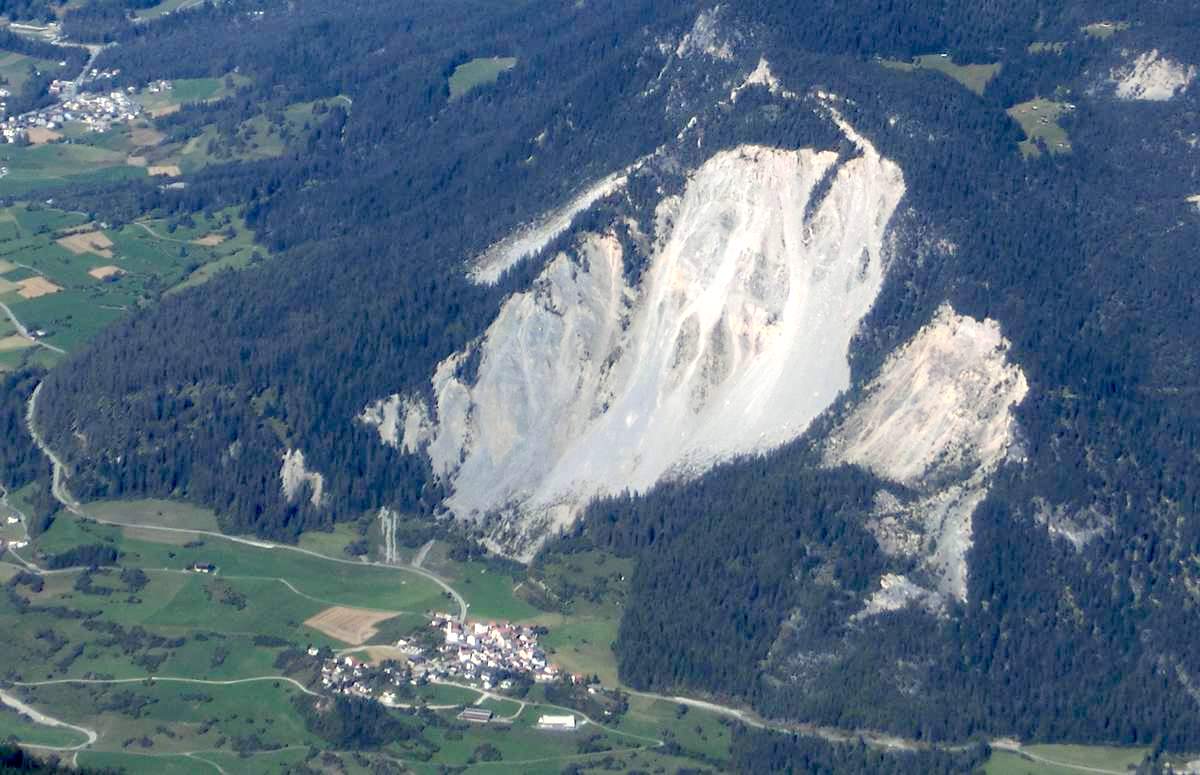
[21,0,1200,751]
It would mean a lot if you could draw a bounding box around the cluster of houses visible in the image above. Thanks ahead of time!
[1,515,28,552]
[313,613,567,710]
[2,88,142,141]
[317,652,413,706]
[429,612,561,689]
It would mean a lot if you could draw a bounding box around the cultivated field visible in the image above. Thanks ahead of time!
[25,127,62,145]
[0,205,267,359]
[57,230,114,257]
[304,605,400,645]
[87,265,124,280]
[16,276,61,298]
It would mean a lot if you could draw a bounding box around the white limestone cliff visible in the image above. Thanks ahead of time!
[375,115,907,558]
[826,304,1028,605]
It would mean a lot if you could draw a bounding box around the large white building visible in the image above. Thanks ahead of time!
[536,714,576,730]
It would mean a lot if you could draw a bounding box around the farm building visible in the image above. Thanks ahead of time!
[537,714,576,730]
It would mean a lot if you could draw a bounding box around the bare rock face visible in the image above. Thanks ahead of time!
[280,448,325,507]
[368,114,908,558]
[1112,49,1196,101]
[826,304,1029,605]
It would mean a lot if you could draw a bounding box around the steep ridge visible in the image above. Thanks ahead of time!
[366,106,907,557]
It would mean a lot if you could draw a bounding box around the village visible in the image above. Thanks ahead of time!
[315,613,600,728]
[319,613,560,697]
[0,64,143,143]
[2,83,140,143]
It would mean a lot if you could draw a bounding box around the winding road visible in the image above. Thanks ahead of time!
[0,687,98,751]
[24,382,469,623]
[13,675,320,698]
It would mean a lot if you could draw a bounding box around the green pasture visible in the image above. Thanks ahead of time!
[449,57,518,99]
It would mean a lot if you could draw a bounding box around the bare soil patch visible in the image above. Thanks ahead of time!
[0,276,19,294]
[26,127,61,145]
[192,233,227,246]
[148,165,182,177]
[150,105,180,118]
[88,265,125,280]
[57,231,114,258]
[16,276,61,299]
[126,155,148,167]
[130,127,165,146]
[304,606,399,645]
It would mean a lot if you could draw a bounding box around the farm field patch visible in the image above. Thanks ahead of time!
[0,205,266,359]
[304,605,401,645]
[57,230,114,258]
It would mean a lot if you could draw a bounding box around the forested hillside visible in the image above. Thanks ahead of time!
[5,0,1200,759]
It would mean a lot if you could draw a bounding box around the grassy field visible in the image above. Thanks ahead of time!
[421,542,541,622]
[0,51,65,93]
[880,53,1001,95]
[84,499,221,532]
[0,143,146,197]
[449,56,518,99]
[525,549,633,685]
[612,693,732,765]
[134,75,246,117]
[0,703,89,748]
[1007,98,1074,156]
[18,679,321,755]
[6,515,744,770]
[132,0,200,20]
[34,512,450,613]
[294,522,360,557]
[1082,21,1130,39]
[984,744,1149,774]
